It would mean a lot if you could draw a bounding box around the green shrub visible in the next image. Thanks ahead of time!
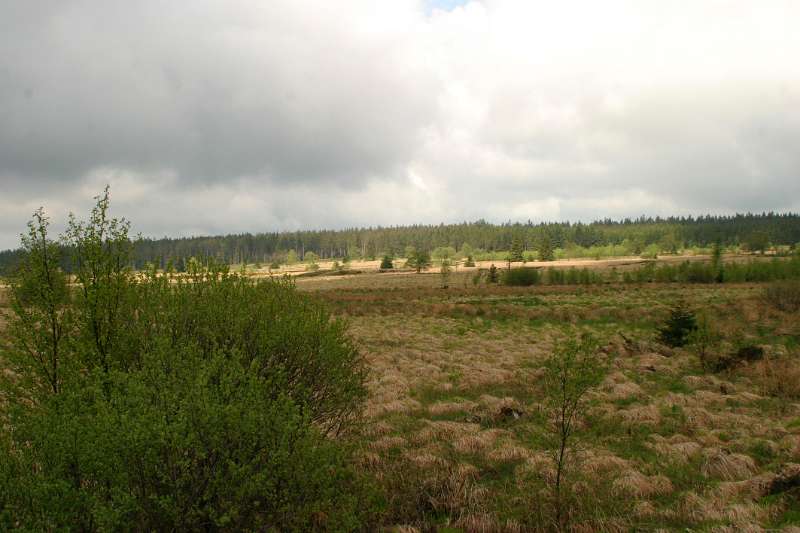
[379,254,394,269]
[0,191,375,530]
[503,267,540,286]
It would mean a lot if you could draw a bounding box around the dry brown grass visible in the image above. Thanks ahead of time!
[612,470,673,498]
[332,280,800,529]
[747,355,800,399]
[701,448,759,481]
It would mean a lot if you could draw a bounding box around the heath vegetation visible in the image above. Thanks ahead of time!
[1,194,800,531]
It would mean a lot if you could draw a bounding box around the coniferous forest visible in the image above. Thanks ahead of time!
[1,212,798,273]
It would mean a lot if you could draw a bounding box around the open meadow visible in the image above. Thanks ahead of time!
[301,264,800,531]
[1,257,799,531]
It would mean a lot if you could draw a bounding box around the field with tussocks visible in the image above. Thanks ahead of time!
[2,269,799,531]
[310,273,800,531]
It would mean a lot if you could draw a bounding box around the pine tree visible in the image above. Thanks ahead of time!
[538,234,555,261]
[658,302,698,347]
[508,235,525,264]
[379,255,393,270]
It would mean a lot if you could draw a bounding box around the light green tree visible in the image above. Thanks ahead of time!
[542,332,607,530]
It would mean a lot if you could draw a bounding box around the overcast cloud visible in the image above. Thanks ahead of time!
[1,0,799,249]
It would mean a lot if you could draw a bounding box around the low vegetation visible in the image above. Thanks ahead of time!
[1,194,800,531]
[0,193,373,530]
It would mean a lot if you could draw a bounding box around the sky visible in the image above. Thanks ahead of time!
[1,0,799,250]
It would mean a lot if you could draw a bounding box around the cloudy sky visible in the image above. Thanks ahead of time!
[1,0,799,250]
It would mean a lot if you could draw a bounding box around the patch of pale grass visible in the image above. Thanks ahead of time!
[427,400,477,416]
[637,352,675,374]
[404,450,450,470]
[362,420,394,438]
[486,443,533,464]
[612,469,673,498]
[452,513,500,533]
[364,398,422,418]
[632,501,657,520]
[370,435,408,452]
[410,420,480,446]
[606,381,644,401]
[676,491,716,523]
[458,365,515,389]
[452,429,506,455]
[618,404,661,425]
[714,474,774,503]
[579,451,630,476]
[649,435,702,463]
[392,526,421,533]
[516,452,557,485]
[749,357,800,399]
[701,448,758,481]
[357,451,383,470]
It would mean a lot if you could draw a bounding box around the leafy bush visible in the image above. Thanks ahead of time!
[658,302,697,347]
[0,191,375,530]
[502,267,540,286]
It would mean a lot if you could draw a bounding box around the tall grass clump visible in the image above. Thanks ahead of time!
[763,280,800,312]
[0,190,376,531]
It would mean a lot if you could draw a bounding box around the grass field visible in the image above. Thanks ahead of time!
[2,265,799,531]
[307,270,800,530]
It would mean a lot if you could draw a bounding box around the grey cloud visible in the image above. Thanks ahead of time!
[1,0,799,250]
[0,1,437,185]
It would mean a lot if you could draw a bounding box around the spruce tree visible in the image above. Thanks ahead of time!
[539,234,555,261]
[508,235,525,263]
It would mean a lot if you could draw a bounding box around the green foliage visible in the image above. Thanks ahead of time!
[379,254,394,270]
[538,234,554,261]
[658,302,698,347]
[0,193,374,530]
[432,246,457,262]
[689,312,723,371]
[463,255,475,267]
[508,235,525,263]
[286,249,299,264]
[744,230,770,254]
[624,256,800,284]
[542,332,607,529]
[407,249,432,273]
[640,243,659,259]
[4,212,800,273]
[6,208,72,395]
[502,267,540,286]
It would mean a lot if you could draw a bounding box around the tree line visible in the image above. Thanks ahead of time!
[1,212,799,273]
